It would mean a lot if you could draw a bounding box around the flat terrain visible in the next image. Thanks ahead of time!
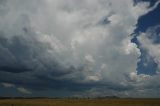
[0,99,160,106]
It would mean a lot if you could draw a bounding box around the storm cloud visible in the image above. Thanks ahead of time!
[0,0,160,97]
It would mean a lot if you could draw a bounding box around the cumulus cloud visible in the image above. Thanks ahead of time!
[138,26,160,73]
[0,0,159,97]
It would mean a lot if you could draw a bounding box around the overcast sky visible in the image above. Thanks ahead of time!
[0,0,160,98]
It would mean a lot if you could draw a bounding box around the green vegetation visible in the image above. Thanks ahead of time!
[0,99,160,106]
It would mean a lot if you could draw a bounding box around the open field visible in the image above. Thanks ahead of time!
[0,99,160,106]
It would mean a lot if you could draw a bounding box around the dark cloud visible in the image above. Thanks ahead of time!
[0,66,32,73]
[98,17,111,25]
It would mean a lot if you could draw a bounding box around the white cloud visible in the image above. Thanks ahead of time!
[1,0,150,77]
[1,82,15,88]
[138,26,160,73]
[85,55,95,63]
[0,0,153,83]
[17,87,32,94]
[1,82,32,95]
[122,37,141,55]
[129,72,151,82]
[121,25,160,97]
[86,75,100,82]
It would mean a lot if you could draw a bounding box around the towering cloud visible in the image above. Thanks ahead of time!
[0,0,159,97]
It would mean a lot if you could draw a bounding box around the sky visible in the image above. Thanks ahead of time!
[0,0,160,98]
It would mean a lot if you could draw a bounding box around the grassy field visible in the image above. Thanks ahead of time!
[0,99,160,106]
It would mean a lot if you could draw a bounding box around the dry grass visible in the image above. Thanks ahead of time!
[0,99,160,106]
